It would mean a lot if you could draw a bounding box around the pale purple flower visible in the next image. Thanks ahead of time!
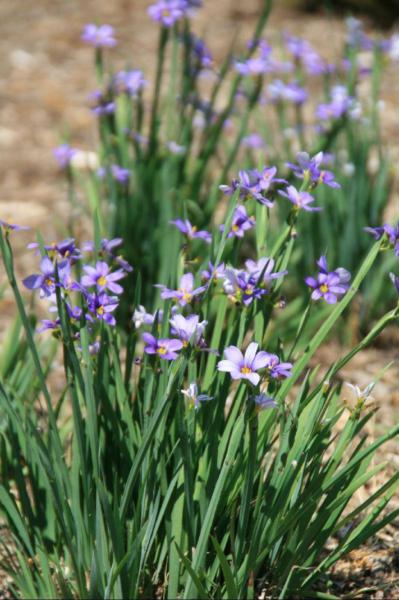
[37,318,61,333]
[220,206,255,239]
[170,219,211,243]
[316,85,353,121]
[286,151,340,189]
[241,133,266,150]
[262,354,293,379]
[114,69,146,97]
[181,383,213,409]
[81,24,117,48]
[111,164,130,184]
[284,34,325,75]
[217,342,271,386]
[390,272,399,294]
[220,167,283,207]
[156,272,206,306]
[364,224,399,256]
[142,333,183,360]
[148,0,187,27]
[267,80,308,105]
[244,257,287,286]
[235,40,274,76]
[90,90,115,116]
[230,270,268,305]
[0,220,29,233]
[81,261,126,294]
[389,34,399,61]
[305,256,351,304]
[133,305,163,329]
[201,261,225,282]
[53,144,77,169]
[191,36,212,68]
[346,17,373,51]
[28,238,81,261]
[167,141,186,155]
[278,185,322,212]
[254,393,277,410]
[170,314,207,346]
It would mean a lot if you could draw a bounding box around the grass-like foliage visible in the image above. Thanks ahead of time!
[1,2,399,598]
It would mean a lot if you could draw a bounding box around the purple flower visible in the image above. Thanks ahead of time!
[148,0,187,27]
[254,393,277,410]
[305,256,351,304]
[142,333,183,360]
[191,36,212,68]
[278,185,322,212]
[284,34,325,75]
[89,90,115,116]
[316,85,353,122]
[262,354,293,379]
[87,292,119,326]
[244,257,287,286]
[364,224,399,256]
[220,206,255,239]
[286,151,340,189]
[201,261,225,283]
[28,238,81,261]
[235,41,275,77]
[170,219,211,243]
[81,24,117,48]
[170,314,207,347]
[82,238,133,273]
[81,261,126,295]
[23,256,57,297]
[111,164,130,184]
[217,342,272,386]
[156,272,206,306]
[114,70,146,97]
[181,383,213,409]
[0,220,29,233]
[267,80,308,105]
[346,17,373,51]
[53,144,77,169]
[241,133,266,150]
[220,167,283,207]
[222,267,267,306]
[37,318,61,334]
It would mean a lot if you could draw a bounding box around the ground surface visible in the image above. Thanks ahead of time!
[1,0,399,597]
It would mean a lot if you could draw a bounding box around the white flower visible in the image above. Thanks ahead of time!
[181,383,213,409]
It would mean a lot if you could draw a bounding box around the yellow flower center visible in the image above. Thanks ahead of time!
[162,9,170,17]
[232,224,239,232]
[182,292,192,303]
[244,285,253,295]
[320,284,329,293]
[97,306,104,315]
[157,346,167,355]
[45,278,53,287]
[241,366,252,375]
[97,275,107,286]
[182,340,189,348]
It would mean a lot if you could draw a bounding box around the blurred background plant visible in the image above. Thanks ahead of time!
[56,2,399,337]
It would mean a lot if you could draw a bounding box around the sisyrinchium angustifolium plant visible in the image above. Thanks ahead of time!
[1,1,399,599]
